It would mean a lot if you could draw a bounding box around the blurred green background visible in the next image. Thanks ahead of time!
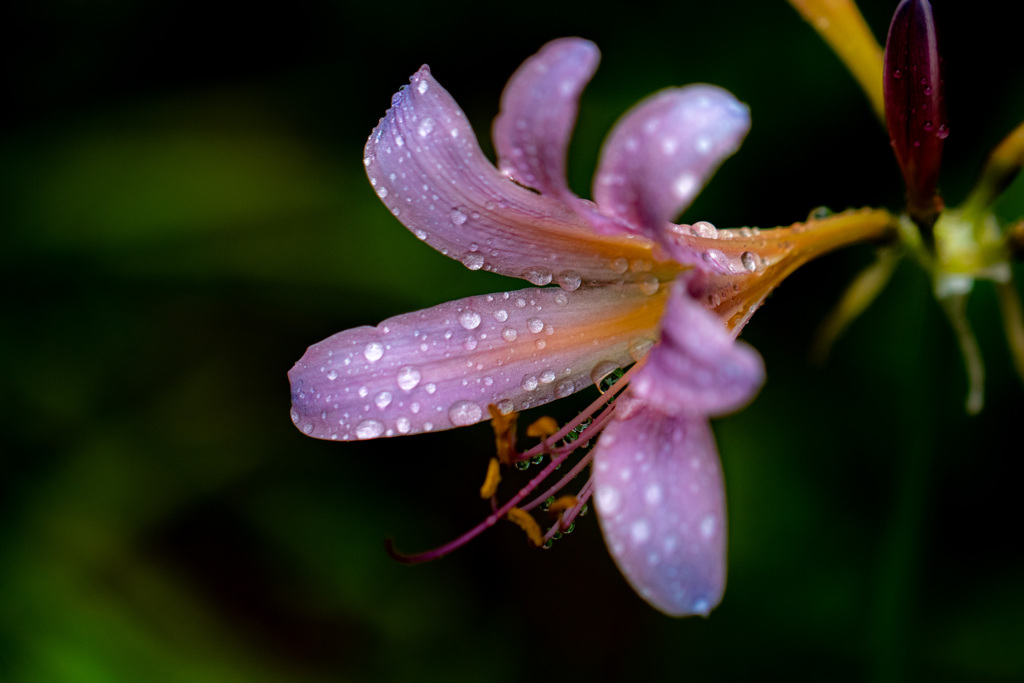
[3,0,1024,681]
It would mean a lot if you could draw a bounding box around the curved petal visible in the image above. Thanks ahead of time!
[289,284,667,441]
[493,38,599,197]
[593,85,750,251]
[631,281,764,417]
[364,66,678,288]
[593,405,726,617]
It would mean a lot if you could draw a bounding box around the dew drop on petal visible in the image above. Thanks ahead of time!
[417,79,429,94]
[740,251,759,272]
[461,253,485,270]
[501,327,518,342]
[629,337,654,361]
[458,310,482,330]
[417,118,435,137]
[364,342,384,362]
[496,399,515,415]
[590,360,619,386]
[556,270,582,291]
[522,267,553,286]
[448,400,483,426]
[554,379,574,398]
[355,419,385,440]
[450,209,468,225]
[554,292,568,306]
[521,375,539,391]
[396,417,412,433]
[611,257,629,274]
[637,274,659,296]
[690,221,718,239]
[397,366,421,391]
[326,369,339,381]
[375,391,393,409]
[527,317,544,334]
[540,369,556,384]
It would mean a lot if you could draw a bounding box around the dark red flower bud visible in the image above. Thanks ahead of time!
[884,0,947,228]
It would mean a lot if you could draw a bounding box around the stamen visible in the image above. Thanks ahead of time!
[526,416,559,438]
[489,404,519,465]
[546,495,578,514]
[507,507,544,546]
[385,359,648,565]
[479,457,501,499]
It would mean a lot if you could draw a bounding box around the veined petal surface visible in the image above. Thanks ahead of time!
[289,285,667,441]
[364,66,678,288]
[593,405,726,617]
[594,86,750,252]
[631,282,764,416]
[493,38,599,198]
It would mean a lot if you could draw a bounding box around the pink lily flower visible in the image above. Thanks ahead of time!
[289,38,895,616]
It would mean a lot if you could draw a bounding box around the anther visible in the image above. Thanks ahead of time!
[479,457,501,499]
[507,507,544,546]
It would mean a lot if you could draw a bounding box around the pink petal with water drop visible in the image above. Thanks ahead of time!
[593,405,727,617]
[593,85,750,258]
[289,284,667,441]
[630,281,764,417]
[364,65,674,289]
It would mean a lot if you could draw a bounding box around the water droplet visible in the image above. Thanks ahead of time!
[364,342,384,362]
[629,338,654,361]
[423,421,433,431]
[522,267,553,286]
[936,124,949,139]
[496,399,515,415]
[493,308,508,322]
[521,375,539,391]
[290,410,300,424]
[611,257,629,274]
[554,292,568,306]
[535,339,546,350]
[700,514,717,539]
[418,118,435,137]
[527,317,544,333]
[375,186,388,199]
[450,209,467,225]
[425,383,436,395]
[461,253,484,270]
[893,69,902,79]
[637,274,659,296]
[374,391,393,409]
[302,423,314,435]
[556,270,582,291]
[690,221,718,238]
[740,251,759,272]
[515,297,527,309]
[540,369,556,384]
[355,419,385,440]
[396,417,411,433]
[417,79,429,94]
[414,229,428,240]
[458,310,482,330]
[358,385,369,398]
[397,366,421,391]
[590,360,619,386]
[326,369,339,381]
[554,379,574,398]
[448,400,483,426]
[501,327,518,342]
[463,337,478,350]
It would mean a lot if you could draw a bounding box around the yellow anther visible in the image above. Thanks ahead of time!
[479,457,502,499]
[546,495,578,514]
[488,404,519,465]
[507,507,544,547]
[526,416,559,439]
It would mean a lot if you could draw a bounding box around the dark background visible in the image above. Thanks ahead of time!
[3,1,1023,681]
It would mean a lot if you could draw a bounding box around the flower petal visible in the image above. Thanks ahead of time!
[492,38,599,197]
[593,85,750,249]
[631,281,764,416]
[289,285,667,441]
[593,405,726,617]
[364,66,677,288]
